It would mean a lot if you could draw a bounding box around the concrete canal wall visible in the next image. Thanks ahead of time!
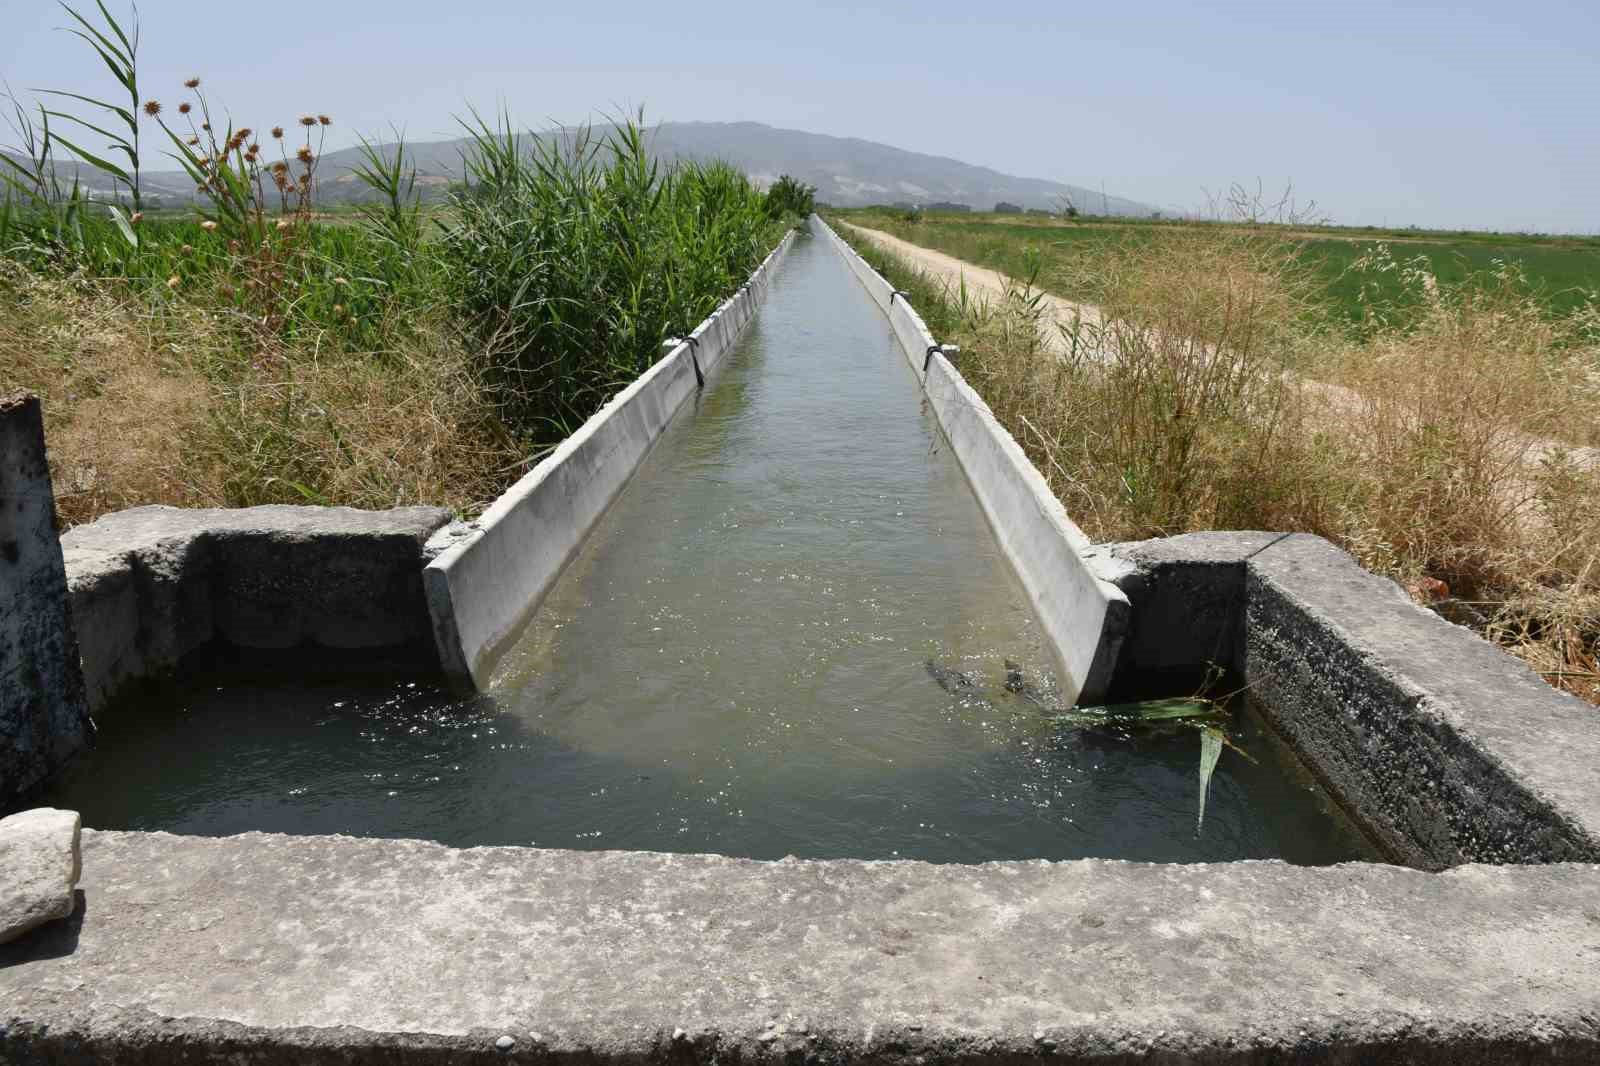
[1109,530,1600,869]
[817,216,1130,706]
[423,231,796,690]
[0,393,92,805]
[60,504,453,713]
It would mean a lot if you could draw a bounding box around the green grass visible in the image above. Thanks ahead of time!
[827,208,1600,326]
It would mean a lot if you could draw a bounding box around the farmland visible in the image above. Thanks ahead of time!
[826,208,1600,326]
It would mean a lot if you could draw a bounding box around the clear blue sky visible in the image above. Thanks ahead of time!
[4,0,1596,232]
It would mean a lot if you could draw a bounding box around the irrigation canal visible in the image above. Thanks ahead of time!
[45,231,1372,863]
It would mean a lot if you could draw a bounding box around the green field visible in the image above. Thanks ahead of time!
[826,209,1600,326]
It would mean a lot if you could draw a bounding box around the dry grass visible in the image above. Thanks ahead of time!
[0,261,521,527]
[1,263,212,524]
[944,226,1343,541]
[857,224,1600,705]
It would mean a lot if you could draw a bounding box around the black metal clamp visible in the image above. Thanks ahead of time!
[682,335,705,388]
[924,343,960,372]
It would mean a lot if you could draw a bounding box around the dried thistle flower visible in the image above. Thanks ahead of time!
[187,135,199,145]
[180,243,193,254]
[317,115,331,126]
[178,102,192,115]
[299,115,316,127]
[201,122,210,131]
[271,126,284,138]
[142,100,161,116]
[296,146,314,164]
[200,220,218,232]
[237,127,252,140]
[244,151,258,164]
[270,160,289,174]
[248,143,261,153]
[184,77,201,89]
[166,275,180,289]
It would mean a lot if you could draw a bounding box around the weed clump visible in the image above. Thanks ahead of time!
[440,112,782,441]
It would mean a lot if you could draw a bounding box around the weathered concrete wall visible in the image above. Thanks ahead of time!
[817,216,1130,705]
[62,504,452,712]
[424,232,796,690]
[1110,531,1600,868]
[3,830,1600,1063]
[0,393,92,803]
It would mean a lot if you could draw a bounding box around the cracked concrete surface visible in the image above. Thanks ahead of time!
[3,830,1599,1063]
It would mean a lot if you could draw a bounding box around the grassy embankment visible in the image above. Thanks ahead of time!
[823,209,1600,704]
[2,5,806,526]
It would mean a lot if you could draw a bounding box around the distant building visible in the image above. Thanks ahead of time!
[993,201,1023,214]
[925,201,971,213]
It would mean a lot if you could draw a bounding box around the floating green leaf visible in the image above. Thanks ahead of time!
[1053,697,1224,729]
[1197,726,1224,833]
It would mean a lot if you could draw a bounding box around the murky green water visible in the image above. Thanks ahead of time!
[43,233,1375,864]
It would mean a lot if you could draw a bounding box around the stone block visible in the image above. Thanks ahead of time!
[0,392,93,803]
[0,807,81,944]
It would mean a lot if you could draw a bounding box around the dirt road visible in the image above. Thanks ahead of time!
[836,221,1102,355]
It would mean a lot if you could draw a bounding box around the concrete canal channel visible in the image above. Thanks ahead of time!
[32,232,1365,865]
[3,220,1600,1062]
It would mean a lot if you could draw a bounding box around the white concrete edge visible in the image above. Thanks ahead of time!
[424,231,798,689]
[814,215,1129,704]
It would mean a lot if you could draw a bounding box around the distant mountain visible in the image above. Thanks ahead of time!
[625,122,1156,215]
[6,121,1158,216]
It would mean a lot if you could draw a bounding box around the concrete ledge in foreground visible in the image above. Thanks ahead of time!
[2,830,1599,1064]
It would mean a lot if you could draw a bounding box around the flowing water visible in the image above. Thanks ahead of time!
[43,233,1375,864]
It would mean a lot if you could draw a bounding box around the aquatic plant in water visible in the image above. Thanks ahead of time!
[1051,697,1256,833]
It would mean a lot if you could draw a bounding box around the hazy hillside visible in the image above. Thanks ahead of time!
[6,121,1157,216]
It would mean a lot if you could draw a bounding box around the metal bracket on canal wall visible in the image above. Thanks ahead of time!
[423,231,797,690]
[815,215,1130,706]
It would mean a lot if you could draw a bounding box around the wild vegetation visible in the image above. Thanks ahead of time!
[1,4,799,524]
[829,213,1600,706]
